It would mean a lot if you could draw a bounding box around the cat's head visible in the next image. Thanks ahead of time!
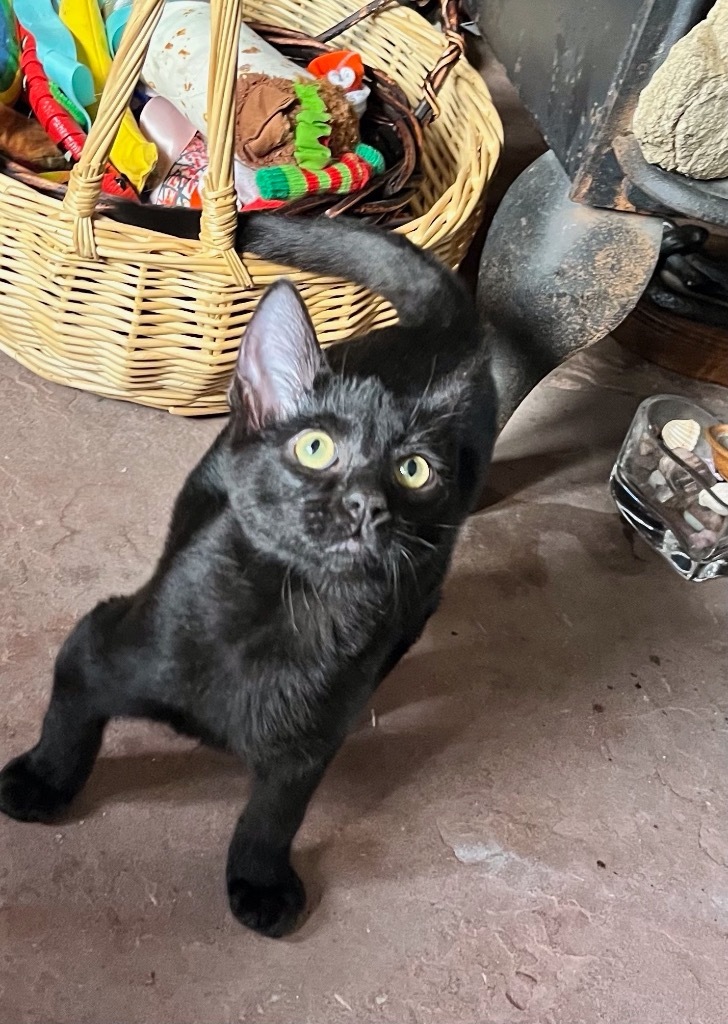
[225,280,482,580]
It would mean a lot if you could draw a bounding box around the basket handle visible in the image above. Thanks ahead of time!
[62,0,165,259]
[63,0,251,287]
[198,0,251,287]
[414,0,465,124]
[317,0,465,125]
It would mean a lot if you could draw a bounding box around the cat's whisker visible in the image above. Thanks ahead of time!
[399,546,421,598]
[388,554,401,611]
[401,516,458,534]
[300,579,312,616]
[408,357,438,427]
[395,529,437,553]
[395,523,440,553]
[312,579,325,615]
[282,567,298,634]
[339,345,350,379]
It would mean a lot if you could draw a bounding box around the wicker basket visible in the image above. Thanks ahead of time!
[0,0,502,415]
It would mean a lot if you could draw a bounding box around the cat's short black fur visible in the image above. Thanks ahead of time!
[0,211,496,937]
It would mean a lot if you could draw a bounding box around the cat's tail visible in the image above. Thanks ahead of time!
[236,213,473,335]
[108,204,473,336]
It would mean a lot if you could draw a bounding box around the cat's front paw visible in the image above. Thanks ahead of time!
[228,866,306,938]
[0,754,71,823]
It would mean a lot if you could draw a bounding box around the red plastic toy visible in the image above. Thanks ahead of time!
[18,24,138,202]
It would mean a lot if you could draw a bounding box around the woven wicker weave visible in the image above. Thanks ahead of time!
[0,0,502,414]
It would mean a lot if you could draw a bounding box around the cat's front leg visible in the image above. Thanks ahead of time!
[226,754,333,938]
[0,597,134,822]
[0,639,107,822]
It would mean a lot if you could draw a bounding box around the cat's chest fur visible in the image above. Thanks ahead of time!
[115,509,404,761]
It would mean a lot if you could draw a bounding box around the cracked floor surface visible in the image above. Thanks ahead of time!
[2,49,728,1024]
[3,338,728,1024]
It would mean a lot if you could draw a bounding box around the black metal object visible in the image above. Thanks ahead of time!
[644,223,728,329]
[613,134,728,228]
[477,151,663,427]
[477,0,713,218]
[471,0,728,430]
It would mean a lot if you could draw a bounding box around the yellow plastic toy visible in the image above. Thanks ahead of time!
[58,0,156,192]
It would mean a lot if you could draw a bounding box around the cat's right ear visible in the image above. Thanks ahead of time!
[229,279,324,432]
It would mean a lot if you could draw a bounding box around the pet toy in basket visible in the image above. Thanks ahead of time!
[138,2,385,212]
[0,0,502,414]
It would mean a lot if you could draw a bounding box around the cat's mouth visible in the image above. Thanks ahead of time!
[327,537,368,555]
[326,535,381,567]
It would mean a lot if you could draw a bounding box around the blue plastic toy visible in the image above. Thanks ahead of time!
[100,0,132,56]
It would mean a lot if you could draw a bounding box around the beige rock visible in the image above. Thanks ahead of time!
[633,0,728,179]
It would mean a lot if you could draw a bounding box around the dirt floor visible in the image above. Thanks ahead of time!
[2,46,728,1024]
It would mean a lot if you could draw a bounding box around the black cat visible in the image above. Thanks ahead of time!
[0,213,496,937]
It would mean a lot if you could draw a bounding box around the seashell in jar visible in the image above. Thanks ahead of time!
[690,529,719,553]
[698,482,728,516]
[684,509,705,532]
[671,447,713,473]
[662,447,714,488]
[692,528,720,552]
[658,448,711,499]
[662,418,700,452]
[684,501,723,533]
[633,452,658,474]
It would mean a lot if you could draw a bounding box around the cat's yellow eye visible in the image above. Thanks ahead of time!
[293,430,338,470]
[397,454,431,490]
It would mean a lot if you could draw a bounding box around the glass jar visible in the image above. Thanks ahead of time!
[610,394,728,581]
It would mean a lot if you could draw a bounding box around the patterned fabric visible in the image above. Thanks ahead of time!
[150,133,208,209]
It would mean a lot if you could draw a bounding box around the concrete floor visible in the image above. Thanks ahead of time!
[5,339,728,1024]
[3,49,728,1024]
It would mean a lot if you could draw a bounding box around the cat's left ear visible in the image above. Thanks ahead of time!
[230,279,324,431]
